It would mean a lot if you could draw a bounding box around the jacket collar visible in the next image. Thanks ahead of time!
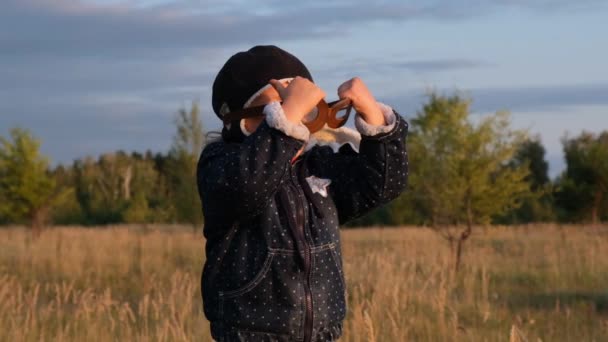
[303,126,361,154]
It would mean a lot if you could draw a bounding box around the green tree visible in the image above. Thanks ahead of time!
[123,192,151,223]
[166,101,205,228]
[50,165,85,225]
[171,101,205,159]
[405,93,532,271]
[514,137,550,189]
[70,151,170,225]
[126,152,173,223]
[500,137,555,223]
[0,128,64,234]
[555,131,608,223]
[72,153,133,224]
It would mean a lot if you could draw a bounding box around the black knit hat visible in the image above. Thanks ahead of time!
[212,45,313,120]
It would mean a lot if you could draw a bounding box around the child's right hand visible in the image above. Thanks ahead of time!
[269,77,325,125]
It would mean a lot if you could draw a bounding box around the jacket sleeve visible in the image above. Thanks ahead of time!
[197,101,308,221]
[320,103,409,225]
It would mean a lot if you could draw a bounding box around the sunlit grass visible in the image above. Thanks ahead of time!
[1,224,607,341]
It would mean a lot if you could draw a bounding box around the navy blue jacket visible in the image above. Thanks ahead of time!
[197,101,408,341]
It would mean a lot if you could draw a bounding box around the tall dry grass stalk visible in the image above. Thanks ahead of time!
[1,224,607,341]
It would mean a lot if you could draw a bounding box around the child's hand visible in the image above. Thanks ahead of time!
[270,77,325,125]
[337,77,385,126]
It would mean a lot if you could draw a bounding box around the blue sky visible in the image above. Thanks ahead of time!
[1,0,606,177]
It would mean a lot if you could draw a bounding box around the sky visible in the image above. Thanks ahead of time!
[1,0,607,177]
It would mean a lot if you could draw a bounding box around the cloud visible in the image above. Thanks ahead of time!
[0,0,332,60]
[381,83,608,116]
[3,0,605,59]
[381,84,608,178]
[0,93,179,165]
[1,0,606,166]
[470,83,608,113]
[392,59,491,73]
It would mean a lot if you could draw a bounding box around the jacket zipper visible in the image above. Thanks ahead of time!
[290,159,314,342]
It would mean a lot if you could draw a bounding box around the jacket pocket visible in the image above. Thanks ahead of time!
[218,249,304,337]
[221,252,274,299]
[310,243,347,328]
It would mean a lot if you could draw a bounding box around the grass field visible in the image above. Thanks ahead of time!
[1,224,607,341]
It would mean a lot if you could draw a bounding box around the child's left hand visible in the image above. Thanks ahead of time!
[337,77,385,126]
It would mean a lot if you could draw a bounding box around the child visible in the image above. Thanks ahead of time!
[197,45,408,342]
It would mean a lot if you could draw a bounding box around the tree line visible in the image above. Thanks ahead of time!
[355,94,607,229]
[0,103,205,233]
[1,94,607,234]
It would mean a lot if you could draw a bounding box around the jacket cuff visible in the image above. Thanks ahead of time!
[240,119,253,136]
[264,101,310,142]
[354,102,397,136]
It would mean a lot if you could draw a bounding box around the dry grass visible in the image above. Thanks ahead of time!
[1,224,608,341]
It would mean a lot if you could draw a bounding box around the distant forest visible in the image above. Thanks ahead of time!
[1,93,607,231]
